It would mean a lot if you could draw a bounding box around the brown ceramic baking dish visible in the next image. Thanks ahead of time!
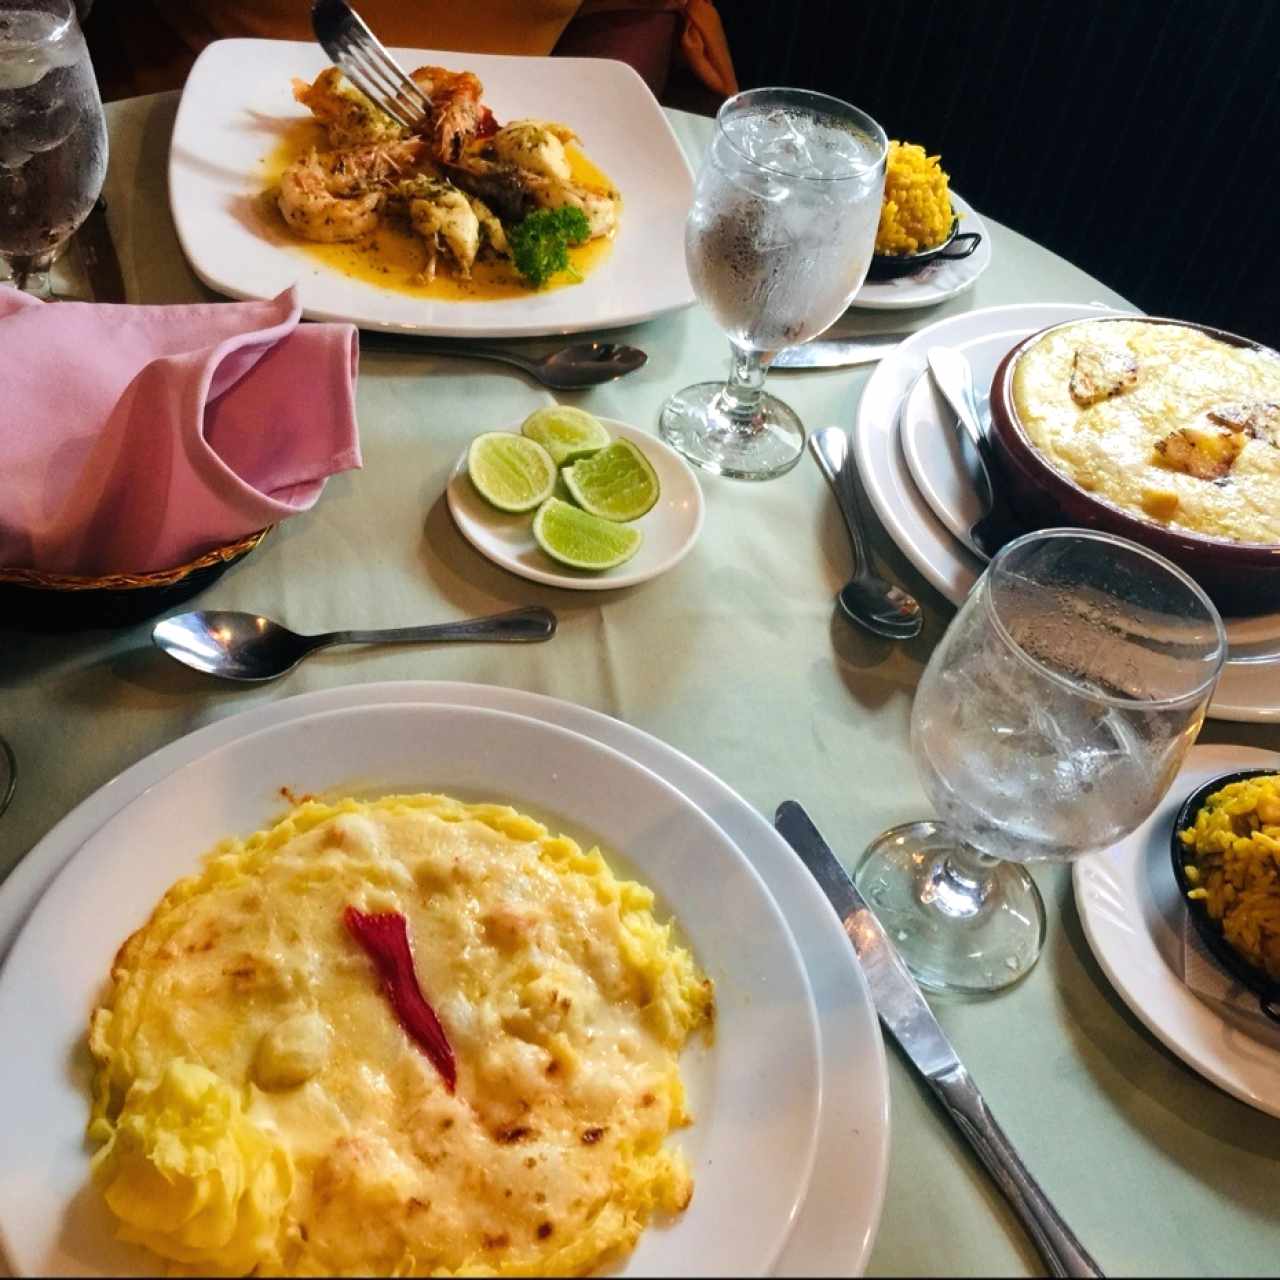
[987,316,1280,617]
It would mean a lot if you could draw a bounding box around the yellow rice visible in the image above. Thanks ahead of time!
[1179,774,1280,980]
[875,140,953,256]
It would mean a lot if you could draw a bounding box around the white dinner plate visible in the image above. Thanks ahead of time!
[1073,742,1280,1117]
[849,191,991,311]
[853,301,1280,722]
[0,702,821,1277]
[168,39,695,337]
[0,684,890,1277]
[446,419,704,589]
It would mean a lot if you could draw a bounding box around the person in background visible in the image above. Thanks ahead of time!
[84,0,737,111]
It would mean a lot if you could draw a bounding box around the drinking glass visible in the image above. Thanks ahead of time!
[0,0,107,296]
[857,528,1226,994]
[660,88,886,481]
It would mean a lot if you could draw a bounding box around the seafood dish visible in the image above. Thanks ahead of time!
[273,66,622,291]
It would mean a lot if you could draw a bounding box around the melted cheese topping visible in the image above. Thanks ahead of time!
[1012,319,1280,543]
[88,795,713,1277]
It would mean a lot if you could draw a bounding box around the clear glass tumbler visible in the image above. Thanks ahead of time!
[660,87,886,481]
[857,528,1227,994]
[0,0,107,295]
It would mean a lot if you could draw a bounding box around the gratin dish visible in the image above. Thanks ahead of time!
[0,529,269,630]
[867,216,982,281]
[987,316,1280,616]
[1170,767,1280,1024]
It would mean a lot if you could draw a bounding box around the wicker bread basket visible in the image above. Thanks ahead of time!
[0,528,269,630]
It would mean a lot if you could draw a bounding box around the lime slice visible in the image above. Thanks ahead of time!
[467,432,557,513]
[520,405,612,466]
[532,497,643,571]
[561,439,660,522]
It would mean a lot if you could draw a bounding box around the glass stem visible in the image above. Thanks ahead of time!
[3,252,56,299]
[717,340,770,432]
[926,839,1001,918]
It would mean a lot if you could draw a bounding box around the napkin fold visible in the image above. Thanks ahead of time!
[0,287,361,576]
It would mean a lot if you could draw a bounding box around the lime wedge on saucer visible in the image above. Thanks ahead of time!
[533,497,643,570]
[467,432,557,513]
[562,439,660,522]
[520,405,612,466]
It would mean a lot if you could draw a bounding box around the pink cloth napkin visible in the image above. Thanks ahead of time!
[0,286,361,576]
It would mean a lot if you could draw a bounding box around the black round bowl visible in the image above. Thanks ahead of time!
[867,216,982,281]
[1170,768,1280,1023]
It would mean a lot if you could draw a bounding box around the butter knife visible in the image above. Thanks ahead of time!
[76,196,127,303]
[774,800,1104,1280]
[772,332,911,370]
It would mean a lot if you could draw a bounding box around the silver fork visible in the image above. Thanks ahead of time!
[310,0,431,130]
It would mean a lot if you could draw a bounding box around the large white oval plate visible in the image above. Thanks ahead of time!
[1074,742,1280,1116]
[446,419,704,590]
[168,40,695,337]
[0,703,820,1277]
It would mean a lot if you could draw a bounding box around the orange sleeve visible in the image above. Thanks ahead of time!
[576,0,738,96]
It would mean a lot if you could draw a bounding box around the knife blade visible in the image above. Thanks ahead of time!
[773,800,1103,1280]
[925,346,1024,560]
[76,196,127,303]
[771,332,910,370]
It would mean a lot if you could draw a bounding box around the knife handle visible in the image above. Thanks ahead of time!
[931,1065,1104,1278]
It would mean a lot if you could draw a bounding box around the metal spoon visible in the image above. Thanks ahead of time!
[153,606,556,682]
[360,334,647,389]
[809,427,923,639]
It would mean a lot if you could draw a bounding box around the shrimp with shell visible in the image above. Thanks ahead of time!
[277,138,426,243]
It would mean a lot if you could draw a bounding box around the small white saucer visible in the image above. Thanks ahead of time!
[1074,742,1280,1116]
[446,419,704,590]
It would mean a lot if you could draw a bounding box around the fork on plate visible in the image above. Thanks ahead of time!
[310,0,430,130]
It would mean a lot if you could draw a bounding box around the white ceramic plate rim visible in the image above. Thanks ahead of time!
[0,701,820,1278]
[446,419,704,590]
[1073,742,1280,1116]
[168,39,696,337]
[0,682,889,1277]
[848,190,991,311]
[852,300,1280,722]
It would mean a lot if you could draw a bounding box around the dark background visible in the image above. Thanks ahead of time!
[716,0,1277,348]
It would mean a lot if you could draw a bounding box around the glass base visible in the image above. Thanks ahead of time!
[659,380,805,481]
[854,820,1047,994]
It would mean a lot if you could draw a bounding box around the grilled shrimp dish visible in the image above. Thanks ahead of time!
[274,65,620,287]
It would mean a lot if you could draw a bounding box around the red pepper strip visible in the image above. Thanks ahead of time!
[343,906,457,1093]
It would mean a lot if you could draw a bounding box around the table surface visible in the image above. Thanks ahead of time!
[3,92,1279,1279]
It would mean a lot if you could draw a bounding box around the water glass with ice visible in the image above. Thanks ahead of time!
[660,88,886,481]
[856,528,1226,994]
[0,0,107,295]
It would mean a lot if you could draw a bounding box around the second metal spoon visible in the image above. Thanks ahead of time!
[153,606,556,682]
[809,428,923,639]
[361,334,647,389]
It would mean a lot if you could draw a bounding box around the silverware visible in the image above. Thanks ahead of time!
[76,197,126,304]
[772,332,912,370]
[809,427,923,639]
[773,800,1105,1280]
[310,0,430,130]
[153,606,556,681]
[360,333,647,389]
[925,346,1022,560]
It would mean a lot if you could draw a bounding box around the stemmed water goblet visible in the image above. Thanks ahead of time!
[0,0,107,296]
[856,528,1227,994]
[660,87,887,481]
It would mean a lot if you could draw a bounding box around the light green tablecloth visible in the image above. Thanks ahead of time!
[3,94,1278,1277]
